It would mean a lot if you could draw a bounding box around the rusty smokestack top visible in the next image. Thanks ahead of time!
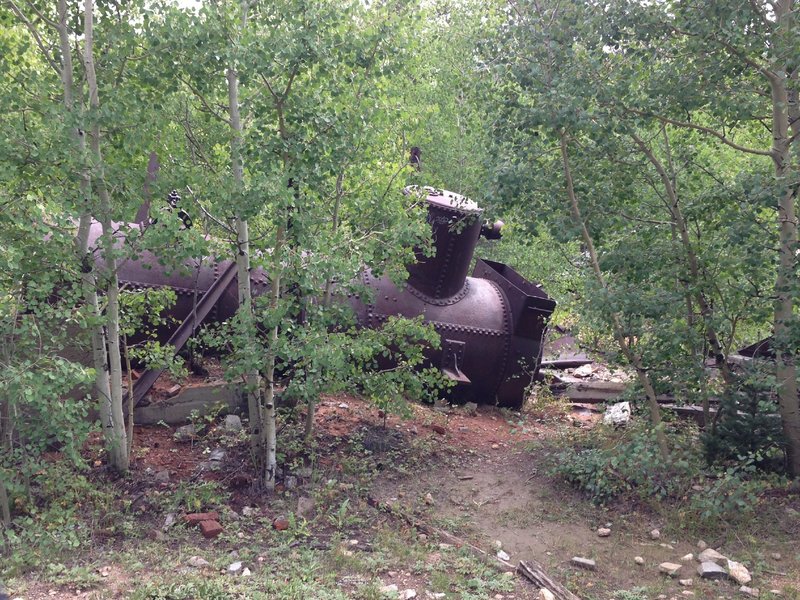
[405,186,483,301]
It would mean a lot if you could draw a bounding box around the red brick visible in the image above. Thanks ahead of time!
[166,384,182,398]
[199,520,223,539]
[185,512,220,525]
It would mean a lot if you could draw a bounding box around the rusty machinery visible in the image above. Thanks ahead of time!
[94,186,555,409]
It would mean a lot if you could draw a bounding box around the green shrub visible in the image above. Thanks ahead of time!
[548,425,698,505]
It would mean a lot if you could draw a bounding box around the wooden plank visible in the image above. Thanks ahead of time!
[518,560,582,600]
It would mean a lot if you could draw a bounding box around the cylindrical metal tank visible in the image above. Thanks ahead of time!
[92,186,555,409]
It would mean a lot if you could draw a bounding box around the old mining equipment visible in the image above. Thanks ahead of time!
[349,187,555,408]
[97,186,555,409]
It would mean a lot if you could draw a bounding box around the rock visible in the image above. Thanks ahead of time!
[223,414,242,432]
[185,512,220,525]
[162,513,176,530]
[174,424,197,442]
[698,548,727,563]
[154,470,170,483]
[463,402,479,416]
[273,516,290,530]
[166,384,182,398]
[650,528,661,540]
[659,562,682,577]
[199,520,223,539]
[739,587,759,598]
[570,557,596,570]
[680,554,694,562]
[431,424,446,435]
[424,493,435,505]
[401,590,417,599]
[241,567,251,577]
[284,475,297,490]
[603,401,631,426]
[538,590,555,600]
[188,556,210,568]
[634,556,645,565]
[209,448,225,462]
[242,506,256,517]
[597,528,611,537]
[679,579,693,587]
[338,402,349,409]
[380,584,399,594]
[228,561,242,573]
[727,560,752,585]
[680,592,694,597]
[771,552,782,560]
[696,540,708,551]
[497,550,510,561]
[697,561,727,580]
[574,364,595,377]
[659,543,675,550]
[297,496,315,518]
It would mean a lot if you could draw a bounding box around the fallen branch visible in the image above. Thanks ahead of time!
[367,496,583,599]
[518,560,581,600]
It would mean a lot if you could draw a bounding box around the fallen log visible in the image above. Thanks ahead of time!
[518,560,581,600]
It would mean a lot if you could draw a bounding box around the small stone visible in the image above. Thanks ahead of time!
[209,448,225,462]
[491,443,500,449]
[771,552,782,560]
[650,528,661,540]
[188,556,210,568]
[199,520,223,539]
[680,554,694,563]
[273,516,290,530]
[242,506,256,517]
[419,533,428,542]
[739,587,759,598]
[679,579,693,587]
[538,590,555,600]
[463,402,478,416]
[241,567,251,577]
[401,590,417,600]
[174,423,197,442]
[154,470,170,483]
[424,493,435,505]
[497,550,510,561]
[380,584,399,594]
[769,589,783,596]
[727,560,751,585]
[297,496,315,518]
[285,475,298,490]
[438,543,453,550]
[494,540,503,549]
[697,540,708,551]
[680,592,694,597]
[228,561,242,573]
[223,414,242,432]
[597,527,611,537]
[570,557,596,570]
[163,513,176,530]
[634,556,645,565]
[659,543,675,550]
[698,548,727,563]
[603,401,631,426]
[338,402,349,409]
[659,562,682,577]
[697,561,727,580]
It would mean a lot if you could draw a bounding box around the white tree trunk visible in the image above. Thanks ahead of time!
[83,0,129,472]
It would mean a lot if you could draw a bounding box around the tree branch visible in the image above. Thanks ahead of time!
[6,0,62,76]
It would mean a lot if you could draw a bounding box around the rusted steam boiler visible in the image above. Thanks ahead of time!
[99,186,555,409]
[350,187,556,408]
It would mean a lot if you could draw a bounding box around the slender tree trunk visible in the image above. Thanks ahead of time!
[631,132,734,391]
[227,59,264,460]
[559,132,670,460]
[84,0,129,472]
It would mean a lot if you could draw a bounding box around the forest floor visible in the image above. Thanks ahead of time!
[3,391,800,600]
